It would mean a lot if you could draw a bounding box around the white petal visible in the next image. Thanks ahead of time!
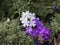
[21,20,24,23]
[22,12,25,16]
[26,11,29,14]
[33,13,35,16]
[20,18,22,20]
[32,23,36,27]
[23,24,26,27]
[31,17,35,20]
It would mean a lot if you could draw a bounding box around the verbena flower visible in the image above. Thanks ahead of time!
[20,11,36,27]
[20,11,51,40]
[26,18,51,40]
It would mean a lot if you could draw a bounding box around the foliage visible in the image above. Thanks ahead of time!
[0,0,60,45]
[51,13,60,35]
[0,0,56,20]
[0,19,34,45]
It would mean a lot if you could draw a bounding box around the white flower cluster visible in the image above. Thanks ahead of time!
[20,11,36,27]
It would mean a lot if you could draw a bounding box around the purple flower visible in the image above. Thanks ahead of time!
[26,27,33,35]
[25,18,51,40]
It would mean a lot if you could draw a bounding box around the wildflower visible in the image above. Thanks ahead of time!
[20,11,51,40]
[20,11,36,27]
[26,27,32,35]
[25,18,51,40]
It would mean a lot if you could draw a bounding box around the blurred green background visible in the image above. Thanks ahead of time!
[0,0,60,45]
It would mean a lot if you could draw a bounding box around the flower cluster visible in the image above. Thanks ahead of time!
[26,18,51,40]
[20,11,51,40]
[20,11,36,27]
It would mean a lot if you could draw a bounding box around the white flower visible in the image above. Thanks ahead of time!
[20,11,36,27]
[6,18,10,22]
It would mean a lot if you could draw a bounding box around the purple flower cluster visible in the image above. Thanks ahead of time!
[25,18,51,40]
